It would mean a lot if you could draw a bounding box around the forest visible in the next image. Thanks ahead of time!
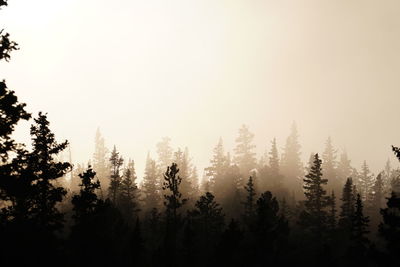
[2,1,400,267]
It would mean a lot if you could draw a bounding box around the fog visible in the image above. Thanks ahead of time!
[2,0,400,177]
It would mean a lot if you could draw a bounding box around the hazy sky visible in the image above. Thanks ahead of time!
[1,0,400,178]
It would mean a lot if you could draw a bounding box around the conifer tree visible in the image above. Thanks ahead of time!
[142,153,161,211]
[268,138,285,195]
[162,163,187,265]
[188,192,225,253]
[163,163,187,225]
[281,122,303,198]
[339,178,355,230]
[242,176,256,228]
[300,153,329,235]
[108,145,123,203]
[119,159,139,221]
[351,194,369,246]
[337,151,353,184]
[156,136,173,173]
[71,167,102,223]
[28,113,71,231]
[233,125,257,177]
[322,137,339,192]
[205,137,226,192]
[92,128,108,192]
[358,161,374,203]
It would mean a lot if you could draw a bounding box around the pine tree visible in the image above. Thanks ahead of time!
[358,161,374,203]
[337,151,353,184]
[268,138,284,195]
[71,167,102,223]
[142,153,161,211]
[188,192,225,253]
[322,137,338,193]
[339,178,355,230]
[242,176,256,228]
[156,136,173,172]
[108,145,123,203]
[233,125,257,177]
[119,159,140,221]
[351,194,369,246]
[205,137,226,192]
[281,122,303,198]
[300,153,329,235]
[28,112,71,231]
[162,163,187,265]
[92,128,108,193]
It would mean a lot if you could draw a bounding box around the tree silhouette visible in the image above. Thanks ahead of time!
[299,153,329,237]
[108,145,123,203]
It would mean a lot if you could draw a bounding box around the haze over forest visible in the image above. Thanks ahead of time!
[2,0,400,177]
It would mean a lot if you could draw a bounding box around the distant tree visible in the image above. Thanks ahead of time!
[337,151,353,184]
[358,161,374,203]
[339,178,355,230]
[281,122,303,198]
[267,138,285,196]
[92,128,108,193]
[142,153,161,211]
[174,148,198,204]
[322,137,339,193]
[119,159,140,222]
[299,153,329,236]
[242,176,256,228]
[108,145,123,203]
[233,125,257,177]
[156,136,173,172]
[205,137,227,192]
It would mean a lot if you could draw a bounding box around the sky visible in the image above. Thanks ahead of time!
[1,0,400,179]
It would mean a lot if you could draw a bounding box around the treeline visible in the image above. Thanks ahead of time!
[2,1,400,266]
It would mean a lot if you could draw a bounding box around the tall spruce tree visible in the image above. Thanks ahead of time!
[351,194,369,247]
[28,112,71,231]
[300,153,329,235]
[358,161,374,203]
[337,151,353,184]
[205,137,226,192]
[119,159,139,221]
[108,145,123,203]
[92,128,108,193]
[233,125,257,178]
[281,122,303,198]
[339,178,355,230]
[142,153,161,211]
[322,137,339,193]
[242,176,256,228]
